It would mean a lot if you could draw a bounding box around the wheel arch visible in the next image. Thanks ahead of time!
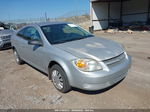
[48,60,73,85]
[48,61,60,79]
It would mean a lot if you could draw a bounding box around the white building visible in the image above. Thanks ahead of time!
[90,0,150,30]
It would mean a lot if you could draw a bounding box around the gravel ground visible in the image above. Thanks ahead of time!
[0,32,150,109]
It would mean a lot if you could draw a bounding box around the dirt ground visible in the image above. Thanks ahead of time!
[0,32,150,109]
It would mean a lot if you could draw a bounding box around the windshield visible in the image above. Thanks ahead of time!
[41,23,93,44]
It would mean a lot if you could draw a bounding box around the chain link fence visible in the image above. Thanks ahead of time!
[2,10,89,24]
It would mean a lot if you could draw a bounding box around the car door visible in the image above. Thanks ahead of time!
[23,26,47,72]
[15,27,32,61]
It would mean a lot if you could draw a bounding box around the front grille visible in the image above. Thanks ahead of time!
[1,35,11,41]
[103,53,125,66]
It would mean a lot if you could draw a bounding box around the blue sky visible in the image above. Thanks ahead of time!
[0,0,90,21]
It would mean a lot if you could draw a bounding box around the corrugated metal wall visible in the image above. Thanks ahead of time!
[123,0,149,23]
[92,2,108,30]
[91,0,150,30]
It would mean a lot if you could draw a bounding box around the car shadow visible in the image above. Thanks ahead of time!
[72,78,125,95]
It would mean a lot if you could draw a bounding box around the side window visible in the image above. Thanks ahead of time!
[17,27,41,41]
[25,27,41,41]
[17,29,25,37]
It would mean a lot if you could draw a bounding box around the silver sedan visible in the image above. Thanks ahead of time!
[11,22,131,93]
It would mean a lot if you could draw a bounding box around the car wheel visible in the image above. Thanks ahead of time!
[50,64,71,93]
[13,49,24,65]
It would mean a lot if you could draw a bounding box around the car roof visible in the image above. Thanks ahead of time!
[36,21,71,27]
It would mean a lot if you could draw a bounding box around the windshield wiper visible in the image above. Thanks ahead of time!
[53,40,67,44]
[66,37,84,42]
[84,35,94,38]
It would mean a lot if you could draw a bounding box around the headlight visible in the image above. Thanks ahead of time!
[72,59,102,72]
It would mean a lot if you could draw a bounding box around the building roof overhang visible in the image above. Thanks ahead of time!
[90,0,130,3]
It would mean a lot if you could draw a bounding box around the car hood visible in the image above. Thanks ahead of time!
[54,37,124,61]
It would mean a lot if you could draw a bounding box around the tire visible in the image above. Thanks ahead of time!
[50,64,71,93]
[13,49,24,65]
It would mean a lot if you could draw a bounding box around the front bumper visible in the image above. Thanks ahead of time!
[68,55,131,91]
[80,70,128,91]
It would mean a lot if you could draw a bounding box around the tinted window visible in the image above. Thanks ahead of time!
[41,24,93,44]
[17,27,41,41]
[17,28,25,37]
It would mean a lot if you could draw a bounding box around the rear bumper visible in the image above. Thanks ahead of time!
[68,55,131,91]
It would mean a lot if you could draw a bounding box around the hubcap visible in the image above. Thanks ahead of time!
[52,70,63,90]
[14,51,19,62]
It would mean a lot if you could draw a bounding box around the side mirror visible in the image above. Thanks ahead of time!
[28,40,43,46]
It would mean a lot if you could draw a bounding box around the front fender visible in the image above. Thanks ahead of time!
[48,57,74,86]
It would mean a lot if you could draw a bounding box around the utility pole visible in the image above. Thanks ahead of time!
[8,12,11,23]
[45,12,47,22]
